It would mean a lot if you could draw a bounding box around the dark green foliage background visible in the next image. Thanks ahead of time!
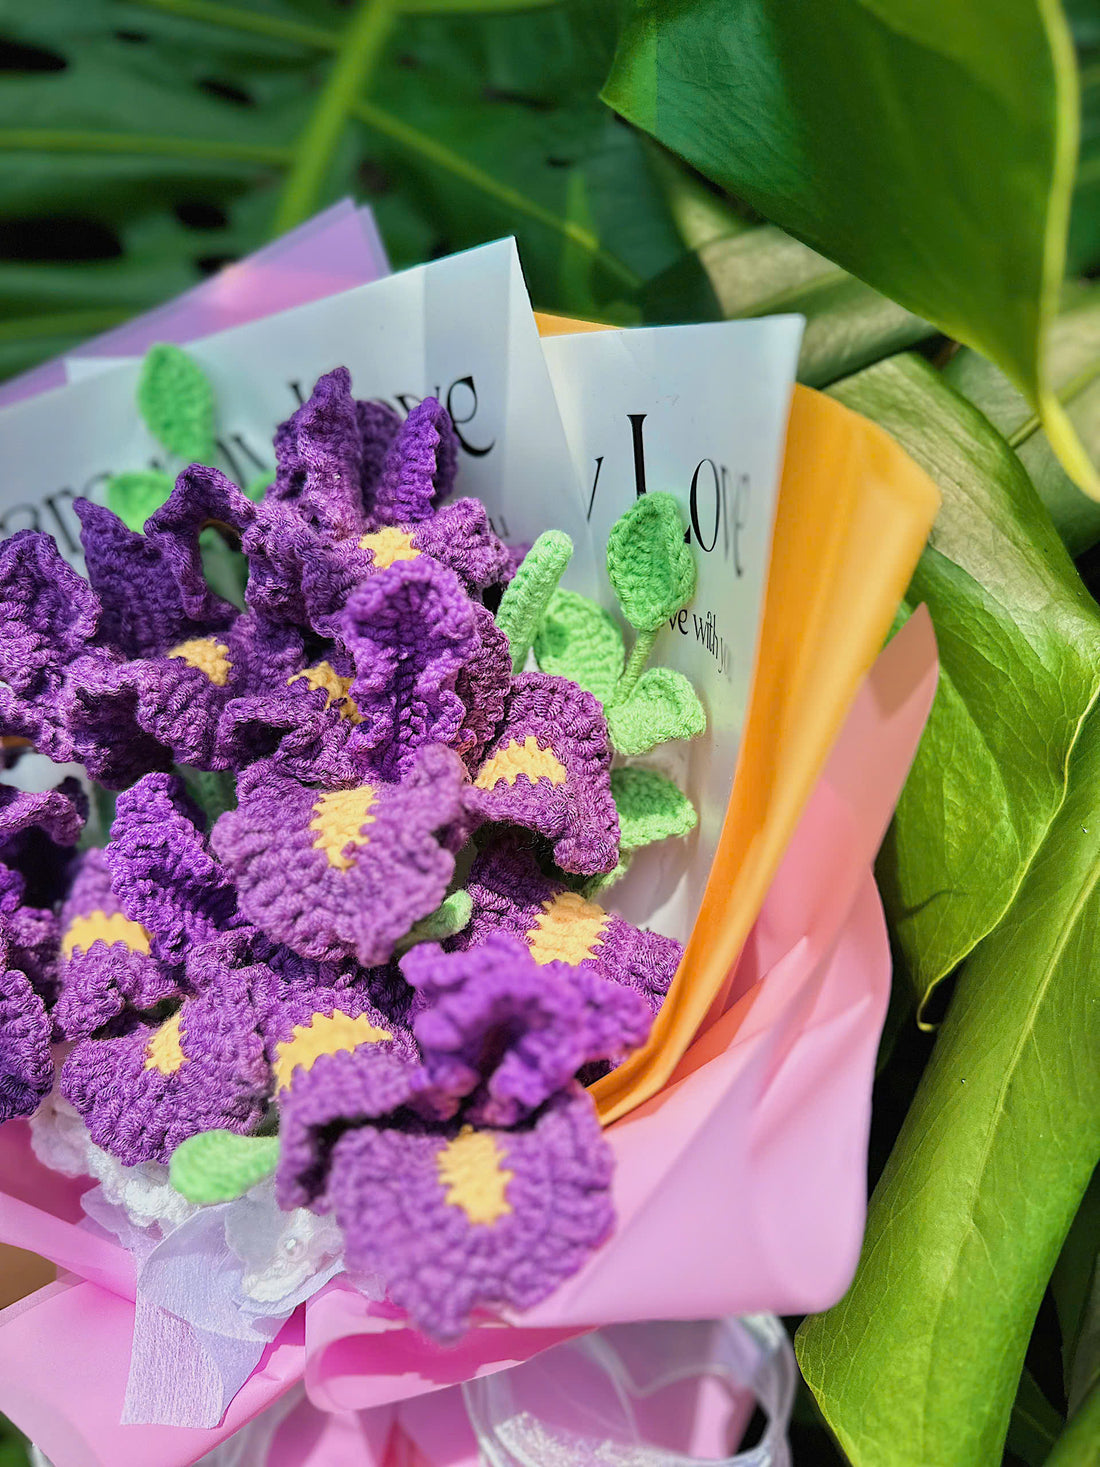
[1,2,1099,1464]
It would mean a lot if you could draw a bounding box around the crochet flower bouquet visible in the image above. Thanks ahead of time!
[0,219,941,1467]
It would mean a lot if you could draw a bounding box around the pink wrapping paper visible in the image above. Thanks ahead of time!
[0,608,937,1467]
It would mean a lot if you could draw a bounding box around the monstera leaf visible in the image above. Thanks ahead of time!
[0,0,707,379]
[605,0,1100,494]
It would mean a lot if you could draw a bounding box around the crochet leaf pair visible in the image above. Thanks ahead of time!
[107,345,272,532]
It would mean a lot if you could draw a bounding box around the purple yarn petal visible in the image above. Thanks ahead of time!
[275,1046,418,1212]
[0,957,53,1124]
[212,744,465,968]
[61,961,268,1165]
[464,832,682,1014]
[466,672,619,875]
[453,603,511,774]
[75,499,212,659]
[0,531,98,700]
[53,849,177,1040]
[401,935,652,1127]
[368,398,457,529]
[327,1086,614,1340]
[409,499,510,594]
[107,773,239,959]
[145,464,255,623]
[269,368,368,539]
[342,558,479,781]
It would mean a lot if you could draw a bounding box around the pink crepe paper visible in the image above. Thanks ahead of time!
[0,200,388,408]
[0,608,937,1467]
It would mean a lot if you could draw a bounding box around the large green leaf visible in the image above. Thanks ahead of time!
[944,285,1100,555]
[651,153,936,387]
[796,702,1100,1467]
[828,354,1100,1020]
[0,0,705,372]
[603,0,1098,494]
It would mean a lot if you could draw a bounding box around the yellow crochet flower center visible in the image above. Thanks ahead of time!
[526,891,611,966]
[474,737,567,790]
[436,1127,514,1225]
[272,1010,393,1092]
[359,526,420,570]
[287,661,363,724]
[167,637,232,686]
[309,786,378,871]
[61,911,151,958]
[144,1010,187,1075]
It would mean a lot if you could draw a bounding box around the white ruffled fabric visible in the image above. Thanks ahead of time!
[30,1095,346,1428]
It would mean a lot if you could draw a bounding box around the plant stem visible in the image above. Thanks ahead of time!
[1008,356,1100,449]
[352,99,641,290]
[616,628,657,702]
[127,0,338,49]
[0,129,291,165]
[272,0,397,237]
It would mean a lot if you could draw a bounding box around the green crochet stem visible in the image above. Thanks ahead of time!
[495,530,574,673]
[182,768,237,825]
[615,628,659,703]
[396,889,473,951]
[170,1129,280,1205]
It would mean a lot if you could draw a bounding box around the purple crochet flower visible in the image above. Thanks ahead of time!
[61,941,269,1165]
[106,773,239,960]
[212,743,466,968]
[0,532,99,762]
[401,936,652,1127]
[327,1083,614,1340]
[0,953,53,1126]
[66,499,305,779]
[340,557,487,781]
[52,848,173,1040]
[266,370,506,597]
[466,672,620,875]
[0,780,88,1122]
[463,833,682,1014]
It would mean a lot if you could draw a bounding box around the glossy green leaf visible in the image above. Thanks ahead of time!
[106,468,176,531]
[1052,1168,1100,1409]
[796,702,1100,1467]
[1006,1369,1065,1467]
[170,1128,280,1205]
[606,666,705,756]
[944,285,1100,555]
[611,765,697,852]
[828,354,1100,1020]
[1046,1379,1100,1466]
[654,158,936,387]
[533,589,625,705]
[604,0,1097,494]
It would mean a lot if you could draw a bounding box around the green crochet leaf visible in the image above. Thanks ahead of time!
[533,588,625,704]
[137,343,216,463]
[495,530,574,672]
[245,467,276,502]
[169,1129,279,1206]
[578,855,633,898]
[607,668,707,755]
[606,492,696,632]
[612,766,698,852]
[106,469,176,532]
[399,890,474,950]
